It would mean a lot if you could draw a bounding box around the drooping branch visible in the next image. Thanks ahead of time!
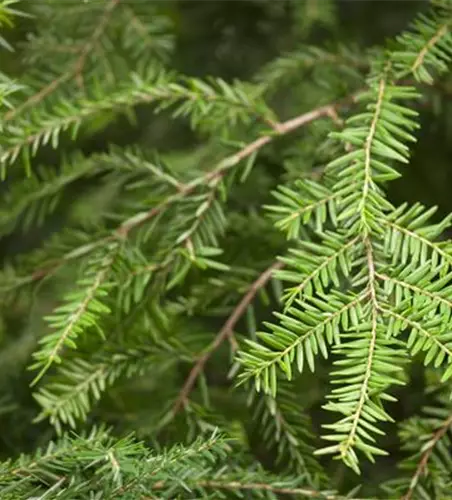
[401,413,452,500]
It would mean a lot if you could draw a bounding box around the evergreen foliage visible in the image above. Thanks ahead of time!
[3,0,452,498]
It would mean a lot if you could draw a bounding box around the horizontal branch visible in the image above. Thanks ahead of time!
[118,91,359,237]
[383,219,452,268]
[379,307,452,359]
[116,97,355,238]
[7,95,353,290]
[376,272,452,309]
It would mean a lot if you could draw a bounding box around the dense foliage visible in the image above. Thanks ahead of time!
[3,0,452,498]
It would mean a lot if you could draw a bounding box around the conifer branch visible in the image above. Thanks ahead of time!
[172,260,283,414]
[251,386,326,485]
[4,2,452,490]
[256,44,368,95]
[266,397,312,472]
[274,102,352,134]
[394,7,452,84]
[376,272,452,309]
[383,219,452,267]
[10,440,80,478]
[4,0,121,121]
[0,97,346,292]
[0,237,114,296]
[411,22,451,76]
[43,363,106,420]
[283,236,359,309]
[268,182,340,238]
[72,0,121,86]
[279,193,339,226]
[32,271,109,383]
[30,246,118,385]
[115,98,349,238]
[401,413,452,500]
[125,6,154,44]
[380,308,452,359]
[180,480,363,499]
[33,327,198,430]
[342,238,379,458]
[241,292,367,390]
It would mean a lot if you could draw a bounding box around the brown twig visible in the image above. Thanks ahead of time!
[275,101,348,134]
[401,413,452,500]
[4,0,121,121]
[171,260,284,415]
